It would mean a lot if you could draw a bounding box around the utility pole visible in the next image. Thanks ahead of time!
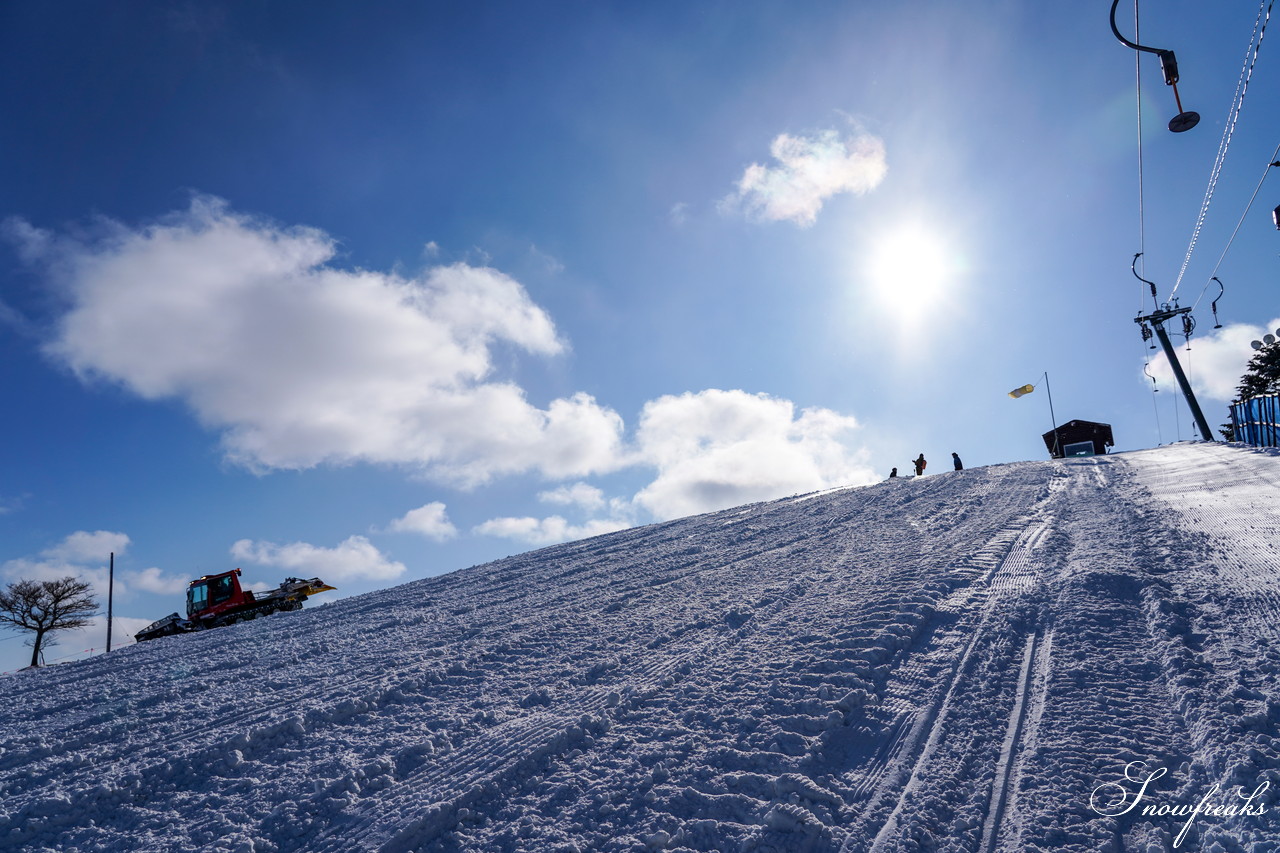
[107,551,114,653]
[1136,305,1214,442]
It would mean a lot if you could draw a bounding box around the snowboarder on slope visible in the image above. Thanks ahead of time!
[913,454,926,476]
[889,467,898,478]
[952,452,963,471]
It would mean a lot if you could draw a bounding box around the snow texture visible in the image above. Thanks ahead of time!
[2,443,1279,852]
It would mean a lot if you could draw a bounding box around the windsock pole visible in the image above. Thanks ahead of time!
[1043,372,1059,456]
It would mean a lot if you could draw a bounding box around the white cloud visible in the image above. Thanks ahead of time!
[1,555,93,587]
[1148,317,1280,402]
[473,515,630,547]
[632,389,876,520]
[721,128,887,227]
[43,530,130,562]
[125,566,190,595]
[10,197,625,485]
[386,501,458,541]
[477,482,637,546]
[476,478,637,546]
[528,244,565,274]
[8,199,884,525]
[1,217,52,263]
[0,298,30,334]
[231,535,406,582]
[537,482,606,512]
[1,531,188,602]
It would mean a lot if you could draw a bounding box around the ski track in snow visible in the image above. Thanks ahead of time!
[2,443,1280,851]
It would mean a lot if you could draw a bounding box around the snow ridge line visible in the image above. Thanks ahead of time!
[843,508,1056,853]
[1000,452,1216,851]
[979,627,1043,853]
[794,475,1050,822]
[846,711,914,802]
[992,626,1054,850]
[859,603,995,853]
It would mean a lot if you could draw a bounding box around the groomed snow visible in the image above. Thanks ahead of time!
[2,442,1278,852]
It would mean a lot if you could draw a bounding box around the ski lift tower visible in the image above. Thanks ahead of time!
[1135,303,1215,442]
[1131,255,1215,442]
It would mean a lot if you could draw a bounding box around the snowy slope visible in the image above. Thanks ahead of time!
[2,443,1279,852]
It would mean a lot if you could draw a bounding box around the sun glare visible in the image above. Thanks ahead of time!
[864,222,958,319]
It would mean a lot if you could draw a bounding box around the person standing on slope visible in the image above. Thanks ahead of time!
[913,454,926,476]
[952,452,963,471]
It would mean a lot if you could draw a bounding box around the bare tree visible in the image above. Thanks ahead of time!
[0,577,98,668]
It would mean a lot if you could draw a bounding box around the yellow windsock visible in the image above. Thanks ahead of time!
[1008,384,1035,399]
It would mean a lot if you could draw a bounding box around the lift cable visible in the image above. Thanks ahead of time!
[1191,142,1280,310]
[1134,0,1150,313]
[1139,322,1164,445]
[1144,353,1164,445]
[1130,3,1163,447]
[1174,381,1185,440]
[1170,0,1274,300]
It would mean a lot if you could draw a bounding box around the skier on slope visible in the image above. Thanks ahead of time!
[952,452,963,471]
[913,454,926,476]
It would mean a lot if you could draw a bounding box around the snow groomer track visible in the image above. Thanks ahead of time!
[3,442,1280,852]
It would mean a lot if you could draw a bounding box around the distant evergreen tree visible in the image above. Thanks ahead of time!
[1222,339,1280,440]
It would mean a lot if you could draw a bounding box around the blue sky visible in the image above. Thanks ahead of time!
[2,1,1278,670]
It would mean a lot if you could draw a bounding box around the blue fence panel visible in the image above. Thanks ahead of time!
[1232,394,1280,447]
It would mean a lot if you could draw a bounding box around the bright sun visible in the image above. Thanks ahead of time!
[864,222,958,319]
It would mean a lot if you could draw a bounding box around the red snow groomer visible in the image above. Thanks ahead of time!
[135,568,335,642]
